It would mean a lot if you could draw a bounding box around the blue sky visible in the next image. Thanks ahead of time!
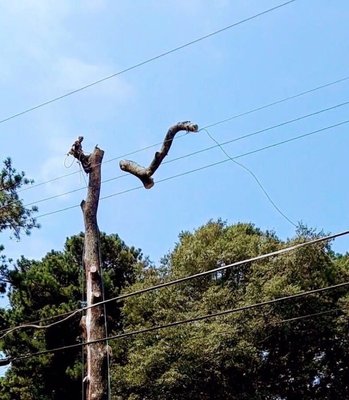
[1,0,349,377]
[1,0,349,284]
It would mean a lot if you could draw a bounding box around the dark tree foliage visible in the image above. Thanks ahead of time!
[1,221,349,399]
[112,221,349,400]
[0,232,144,400]
[0,157,39,294]
[0,158,39,240]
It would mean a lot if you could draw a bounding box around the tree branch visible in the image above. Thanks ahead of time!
[119,121,198,189]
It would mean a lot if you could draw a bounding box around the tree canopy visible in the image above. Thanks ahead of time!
[0,221,348,399]
[112,221,349,399]
[0,232,144,400]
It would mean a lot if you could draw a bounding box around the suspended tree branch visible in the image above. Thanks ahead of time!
[119,121,199,188]
[69,137,107,400]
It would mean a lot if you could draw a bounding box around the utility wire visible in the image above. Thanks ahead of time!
[0,307,342,367]
[13,99,349,210]
[277,308,341,324]
[17,73,349,194]
[7,281,349,363]
[203,127,297,227]
[0,309,82,340]
[200,75,349,130]
[35,118,349,219]
[1,229,348,339]
[80,248,86,400]
[0,1,295,126]
[97,231,111,400]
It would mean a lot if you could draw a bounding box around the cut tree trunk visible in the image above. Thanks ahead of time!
[70,137,107,400]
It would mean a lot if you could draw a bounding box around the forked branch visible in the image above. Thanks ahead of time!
[119,121,198,188]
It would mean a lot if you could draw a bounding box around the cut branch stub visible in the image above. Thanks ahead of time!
[119,121,198,189]
[68,136,91,173]
[119,160,155,189]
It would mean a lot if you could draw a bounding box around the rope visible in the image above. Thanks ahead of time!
[202,128,297,227]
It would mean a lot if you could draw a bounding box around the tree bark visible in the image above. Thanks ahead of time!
[70,137,107,400]
[119,121,198,188]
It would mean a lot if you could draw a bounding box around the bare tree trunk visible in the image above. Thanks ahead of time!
[69,138,107,400]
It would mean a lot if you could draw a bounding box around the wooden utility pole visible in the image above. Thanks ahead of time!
[69,137,107,400]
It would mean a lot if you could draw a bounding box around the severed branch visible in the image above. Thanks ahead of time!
[119,121,199,189]
[68,136,92,173]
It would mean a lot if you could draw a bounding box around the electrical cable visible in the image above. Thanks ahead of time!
[276,308,341,324]
[34,118,349,219]
[80,248,86,400]
[17,73,349,194]
[1,229,348,338]
[0,308,343,367]
[12,98,349,210]
[0,1,295,126]
[200,74,349,130]
[202,127,297,227]
[0,309,82,340]
[97,231,111,400]
[7,280,349,363]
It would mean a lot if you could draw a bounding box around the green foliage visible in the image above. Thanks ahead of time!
[0,158,39,240]
[112,221,349,400]
[0,157,39,293]
[0,232,143,400]
[1,221,349,399]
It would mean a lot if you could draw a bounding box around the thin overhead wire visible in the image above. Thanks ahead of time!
[0,307,343,367]
[202,127,297,227]
[8,281,349,363]
[35,118,349,219]
[97,231,111,400]
[0,1,295,126]
[200,75,349,130]
[13,99,349,210]
[1,229,348,339]
[277,308,341,324]
[0,309,82,341]
[17,74,349,194]
[80,248,86,400]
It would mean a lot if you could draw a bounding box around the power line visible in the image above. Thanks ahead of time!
[14,99,349,210]
[1,229,348,339]
[8,281,349,363]
[0,309,82,341]
[0,1,295,126]
[35,118,349,219]
[0,307,342,367]
[201,75,349,130]
[17,74,349,193]
[277,308,341,324]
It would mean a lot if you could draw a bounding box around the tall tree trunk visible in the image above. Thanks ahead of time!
[69,139,107,400]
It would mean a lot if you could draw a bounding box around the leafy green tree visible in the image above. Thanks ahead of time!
[0,157,39,293]
[112,221,349,400]
[0,232,144,400]
[0,158,39,239]
[1,221,348,399]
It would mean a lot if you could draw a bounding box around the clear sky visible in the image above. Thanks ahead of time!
[1,0,349,377]
[1,0,349,286]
